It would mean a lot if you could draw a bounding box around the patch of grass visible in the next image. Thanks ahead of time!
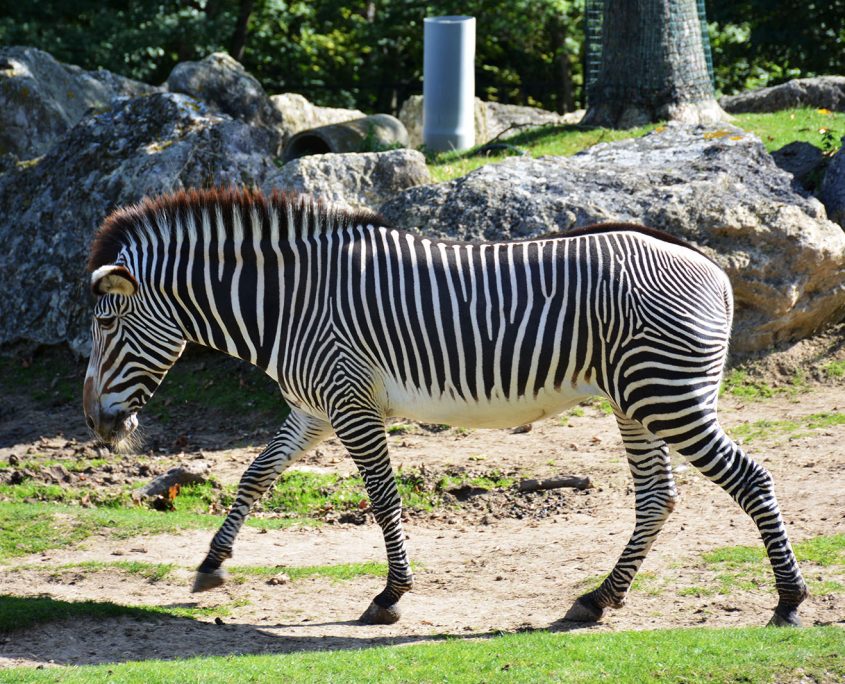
[0,349,84,405]
[701,535,845,596]
[36,560,177,583]
[3,625,844,683]
[428,123,658,182]
[721,368,776,400]
[230,561,389,583]
[733,107,845,154]
[728,412,845,443]
[0,502,307,563]
[0,481,133,507]
[824,360,845,379]
[0,595,246,634]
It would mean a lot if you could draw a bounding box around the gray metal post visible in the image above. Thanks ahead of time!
[423,16,476,152]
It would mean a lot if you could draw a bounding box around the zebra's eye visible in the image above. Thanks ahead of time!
[96,315,118,329]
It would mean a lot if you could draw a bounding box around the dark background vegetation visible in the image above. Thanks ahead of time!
[0,0,843,114]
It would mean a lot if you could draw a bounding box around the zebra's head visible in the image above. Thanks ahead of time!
[83,262,187,449]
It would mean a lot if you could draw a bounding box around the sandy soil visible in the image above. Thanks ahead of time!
[1,374,844,668]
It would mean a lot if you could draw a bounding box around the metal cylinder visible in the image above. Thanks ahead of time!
[423,15,476,152]
[282,114,408,163]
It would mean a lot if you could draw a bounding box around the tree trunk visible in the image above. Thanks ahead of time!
[229,0,255,63]
[583,0,726,127]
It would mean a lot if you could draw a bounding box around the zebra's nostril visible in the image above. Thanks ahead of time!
[86,415,95,430]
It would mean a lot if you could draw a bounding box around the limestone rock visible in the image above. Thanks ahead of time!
[0,92,278,355]
[166,52,284,154]
[771,141,827,191]
[399,96,582,149]
[398,95,489,149]
[485,102,583,140]
[0,45,158,160]
[264,149,430,210]
[721,76,845,114]
[821,143,845,229]
[271,93,365,141]
[381,125,845,353]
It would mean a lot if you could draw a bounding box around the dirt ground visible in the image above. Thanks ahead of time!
[0,333,844,668]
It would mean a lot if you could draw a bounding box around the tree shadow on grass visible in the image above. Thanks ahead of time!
[0,594,597,667]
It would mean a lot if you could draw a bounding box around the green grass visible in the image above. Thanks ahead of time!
[1,625,843,683]
[728,411,845,443]
[0,595,245,634]
[700,534,845,596]
[436,471,514,492]
[824,360,845,379]
[733,107,845,154]
[427,108,845,184]
[229,561,389,583]
[429,123,658,182]
[0,502,306,563]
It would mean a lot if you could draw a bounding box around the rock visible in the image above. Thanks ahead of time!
[166,52,284,154]
[720,76,845,114]
[133,461,210,501]
[398,95,489,149]
[267,572,291,586]
[485,102,584,140]
[821,143,845,228]
[0,45,158,160]
[398,95,583,148]
[381,124,845,353]
[271,93,365,142]
[0,92,278,355]
[263,149,430,210]
[771,141,827,191]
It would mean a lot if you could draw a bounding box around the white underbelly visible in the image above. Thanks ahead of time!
[383,378,598,429]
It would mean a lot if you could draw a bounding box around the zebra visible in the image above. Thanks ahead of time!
[83,187,808,627]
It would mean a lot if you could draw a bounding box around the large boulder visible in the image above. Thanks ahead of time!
[485,102,583,140]
[720,76,845,114]
[398,95,489,149]
[771,141,827,192]
[0,92,278,355]
[0,45,158,160]
[165,52,284,154]
[271,93,365,142]
[263,149,430,210]
[821,143,845,229]
[381,125,845,353]
[398,95,583,149]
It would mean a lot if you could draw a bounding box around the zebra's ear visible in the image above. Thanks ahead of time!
[90,264,138,297]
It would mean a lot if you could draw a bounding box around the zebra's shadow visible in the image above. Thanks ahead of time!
[0,595,597,667]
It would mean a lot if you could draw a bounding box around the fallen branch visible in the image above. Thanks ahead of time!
[517,476,591,493]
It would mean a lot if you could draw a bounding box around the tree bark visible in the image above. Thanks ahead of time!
[229,0,255,63]
[583,0,726,127]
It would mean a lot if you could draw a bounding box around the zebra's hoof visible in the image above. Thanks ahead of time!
[192,568,227,593]
[767,608,801,627]
[359,600,401,625]
[563,593,605,622]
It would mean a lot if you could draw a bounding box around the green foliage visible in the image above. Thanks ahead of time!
[2,626,844,683]
[709,0,845,95]
[229,560,389,582]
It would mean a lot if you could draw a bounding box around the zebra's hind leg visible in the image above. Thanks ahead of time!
[192,409,331,592]
[565,413,678,622]
[331,408,413,625]
[658,415,808,626]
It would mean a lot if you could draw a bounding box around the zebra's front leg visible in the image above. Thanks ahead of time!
[566,414,677,622]
[331,408,413,625]
[192,409,331,592]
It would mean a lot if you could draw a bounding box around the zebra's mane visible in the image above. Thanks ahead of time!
[87,187,386,273]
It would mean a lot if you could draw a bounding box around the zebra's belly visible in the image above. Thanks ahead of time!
[383,380,595,429]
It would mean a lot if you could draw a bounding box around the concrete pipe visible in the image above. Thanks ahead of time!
[423,16,476,152]
[282,114,408,163]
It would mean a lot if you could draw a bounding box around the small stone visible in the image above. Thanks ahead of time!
[267,573,291,586]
